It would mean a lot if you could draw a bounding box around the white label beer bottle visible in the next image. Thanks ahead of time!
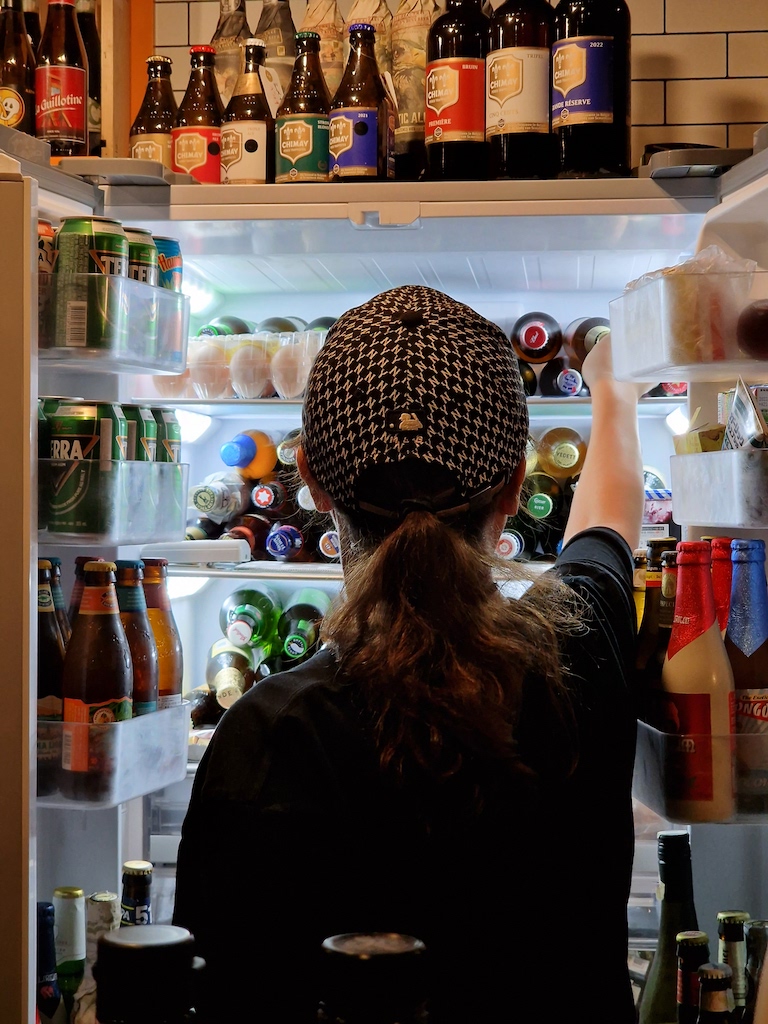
[486,0,557,180]
[129,55,178,168]
[221,38,275,184]
[660,541,735,824]
[36,0,88,156]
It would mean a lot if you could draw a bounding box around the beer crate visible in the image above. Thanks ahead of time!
[670,449,768,528]
[609,269,768,383]
[39,460,189,544]
[36,702,189,810]
[39,274,190,374]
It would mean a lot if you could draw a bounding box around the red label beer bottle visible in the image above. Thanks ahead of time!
[172,45,224,182]
[36,0,88,156]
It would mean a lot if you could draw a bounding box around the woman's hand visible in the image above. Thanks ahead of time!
[581,330,650,400]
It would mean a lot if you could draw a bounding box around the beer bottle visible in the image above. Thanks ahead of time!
[535,426,587,481]
[0,0,36,135]
[276,426,302,467]
[552,0,631,178]
[391,0,440,180]
[61,562,133,800]
[563,316,611,366]
[639,830,699,1024]
[254,0,297,103]
[186,514,224,540]
[120,860,152,927]
[67,553,100,624]
[633,547,647,630]
[95,925,201,1024]
[524,470,561,524]
[538,356,589,398]
[717,910,750,1015]
[37,901,67,1024]
[71,891,120,1024]
[221,428,278,480]
[275,30,331,184]
[510,309,561,364]
[300,0,343,99]
[277,587,332,660]
[487,0,557,180]
[210,0,252,108]
[517,358,537,396]
[318,932,428,1024]
[36,0,88,157]
[219,583,282,648]
[37,559,65,797]
[23,0,40,52]
[221,37,275,184]
[425,0,489,181]
[744,920,768,1024]
[129,55,178,168]
[114,560,159,717]
[330,23,394,181]
[660,541,736,824]
[219,511,272,556]
[141,557,183,710]
[711,536,734,637]
[316,528,341,562]
[677,931,711,1024]
[53,886,86,1017]
[346,0,392,76]
[75,0,99,154]
[635,538,678,721]
[205,638,263,708]
[172,45,224,183]
[189,470,253,524]
[696,963,734,1023]
[48,556,72,645]
[724,539,768,813]
[266,521,311,562]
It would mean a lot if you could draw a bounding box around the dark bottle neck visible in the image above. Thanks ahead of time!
[445,0,483,8]
[148,64,173,81]
[2,1,25,14]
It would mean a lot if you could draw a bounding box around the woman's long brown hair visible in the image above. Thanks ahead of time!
[322,498,588,798]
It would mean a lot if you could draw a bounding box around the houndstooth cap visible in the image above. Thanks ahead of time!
[302,286,529,519]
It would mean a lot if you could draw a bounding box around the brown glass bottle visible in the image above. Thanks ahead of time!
[35,0,88,156]
[275,30,331,183]
[205,638,258,709]
[48,556,72,645]
[120,860,152,927]
[635,539,678,724]
[172,45,224,183]
[330,23,394,181]
[129,55,178,168]
[75,0,99,154]
[141,557,183,710]
[23,0,40,52]
[538,356,589,397]
[425,0,488,181]
[61,562,133,802]
[487,0,557,180]
[0,0,35,135]
[210,0,253,108]
[37,559,65,797]
[115,560,159,718]
[221,38,275,184]
[68,553,100,624]
[552,0,631,177]
[677,931,711,1024]
[510,310,561,364]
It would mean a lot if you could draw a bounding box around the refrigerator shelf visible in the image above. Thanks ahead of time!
[36,703,189,811]
[610,270,768,383]
[39,274,190,375]
[39,460,189,545]
[670,449,768,528]
[634,720,768,825]
[165,561,344,580]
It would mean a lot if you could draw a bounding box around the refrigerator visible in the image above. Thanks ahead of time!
[3,144,768,1019]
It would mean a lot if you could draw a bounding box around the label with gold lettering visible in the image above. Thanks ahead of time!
[425,57,484,146]
[35,66,86,144]
[486,46,550,138]
[171,125,221,182]
[275,113,330,182]
[130,132,173,168]
[221,122,269,184]
[551,35,614,130]
[329,107,378,177]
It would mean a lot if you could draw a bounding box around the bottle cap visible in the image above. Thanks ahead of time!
[661,550,677,568]
[526,493,553,520]
[348,22,375,32]
[38,559,52,570]
[676,541,711,565]
[48,556,62,568]
[496,531,523,560]
[190,45,216,54]
[252,482,284,509]
[320,933,427,1022]
[296,484,316,511]
[698,962,733,986]
[141,557,168,568]
[318,530,341,560]
[114,559,144,571]
[677,930,709,946]
[53,886,85,899]
[657,829,691,878]
[221,434,257,467]
[123,860,153,876]
[147,55,173,65]
[710,537,734,558]
[730,538,766,562]
[85,560,116,572]
[266,524,304,559]
[297,30,320,40]
[244,37,267,47]
[555,369,583,396]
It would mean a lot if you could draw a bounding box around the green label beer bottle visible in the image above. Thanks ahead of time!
[275,31,331,183]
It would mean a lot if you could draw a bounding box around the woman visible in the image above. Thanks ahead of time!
[174,285,645,1022]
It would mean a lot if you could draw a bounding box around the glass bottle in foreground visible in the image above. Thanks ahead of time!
[120,860,153,927]
[0,0,36,135]
[221,37,275,183]
[275,30,331,183]
[129,55,178,167]
[53,886,86,1018]
[37,558,65,797]
[695,962,734,1023]
[717,910,750,1016]
[677,930,711,1024]
[35,0,88,156]
[115,560,159,717]
[37,901,67,1024]
[141,557,183,710]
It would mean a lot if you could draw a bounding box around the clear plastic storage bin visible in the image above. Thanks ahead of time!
[39,274,190,374]
[669,449,768,527]
[609,270,768,382]
[39,459,189,544]
[37,703,189,810]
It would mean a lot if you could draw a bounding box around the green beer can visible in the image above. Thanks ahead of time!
[53,216,129,352]
[124,227,159,286]
[152,408,182,463]
[123,405,158,461]
[47,403,129,536]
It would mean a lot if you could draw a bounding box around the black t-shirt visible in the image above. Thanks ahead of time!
[174,527,637,1023]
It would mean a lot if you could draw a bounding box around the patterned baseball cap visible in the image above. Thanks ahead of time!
[302,286,529,520]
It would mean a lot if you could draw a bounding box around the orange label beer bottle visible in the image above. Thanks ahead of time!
[141,557,183,709]
[115,560,159,717]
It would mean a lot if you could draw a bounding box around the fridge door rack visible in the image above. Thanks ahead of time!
[39,273,190,375]
[670,449,768,528]
[39,459,189,545]
[37,703,190,811]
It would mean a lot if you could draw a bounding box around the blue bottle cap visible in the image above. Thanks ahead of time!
[266,525,304,560]
[349,22,375,32]
[220,434,257,468]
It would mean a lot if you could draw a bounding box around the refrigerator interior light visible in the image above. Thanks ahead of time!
[175,409,213,444]
[183,278,217,317]
[166,576,210,600]
[665,407,690,436]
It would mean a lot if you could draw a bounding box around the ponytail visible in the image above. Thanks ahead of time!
[322,508,584,794]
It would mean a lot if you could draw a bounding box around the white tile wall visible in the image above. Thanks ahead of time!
[155,0,768,163]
